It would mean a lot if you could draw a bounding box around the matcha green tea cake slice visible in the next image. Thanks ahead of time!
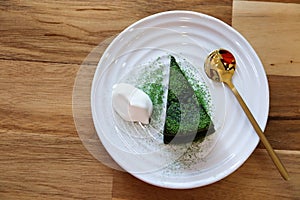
[163,56,214,144]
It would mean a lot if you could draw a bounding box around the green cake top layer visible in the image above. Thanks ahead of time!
[163,56,214,144]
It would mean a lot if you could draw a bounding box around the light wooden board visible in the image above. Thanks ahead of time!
[233,1,300,76]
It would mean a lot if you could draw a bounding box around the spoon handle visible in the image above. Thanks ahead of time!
[226,81,290,180]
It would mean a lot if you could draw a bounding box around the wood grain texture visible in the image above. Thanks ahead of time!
[236,0,300,4]
[112,149,300,200]
[0,60,113,199]
[232,1,300,76]
[0,131,113,200]
[0,0,232,65]
[0,60,78,136]
[268,76,300,119]
[262,119,300,150]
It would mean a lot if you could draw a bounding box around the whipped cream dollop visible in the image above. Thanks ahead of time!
[112,83,153,124]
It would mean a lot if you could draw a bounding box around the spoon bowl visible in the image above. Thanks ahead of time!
[204,49,236,84]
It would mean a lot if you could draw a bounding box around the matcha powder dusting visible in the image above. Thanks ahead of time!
[119,55,215,145]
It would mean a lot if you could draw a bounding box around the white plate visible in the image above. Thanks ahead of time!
[91,11,269,189]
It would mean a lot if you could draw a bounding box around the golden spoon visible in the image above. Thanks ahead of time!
[204,49,289,180]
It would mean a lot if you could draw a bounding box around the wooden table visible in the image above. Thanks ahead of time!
[1,0,299,199]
